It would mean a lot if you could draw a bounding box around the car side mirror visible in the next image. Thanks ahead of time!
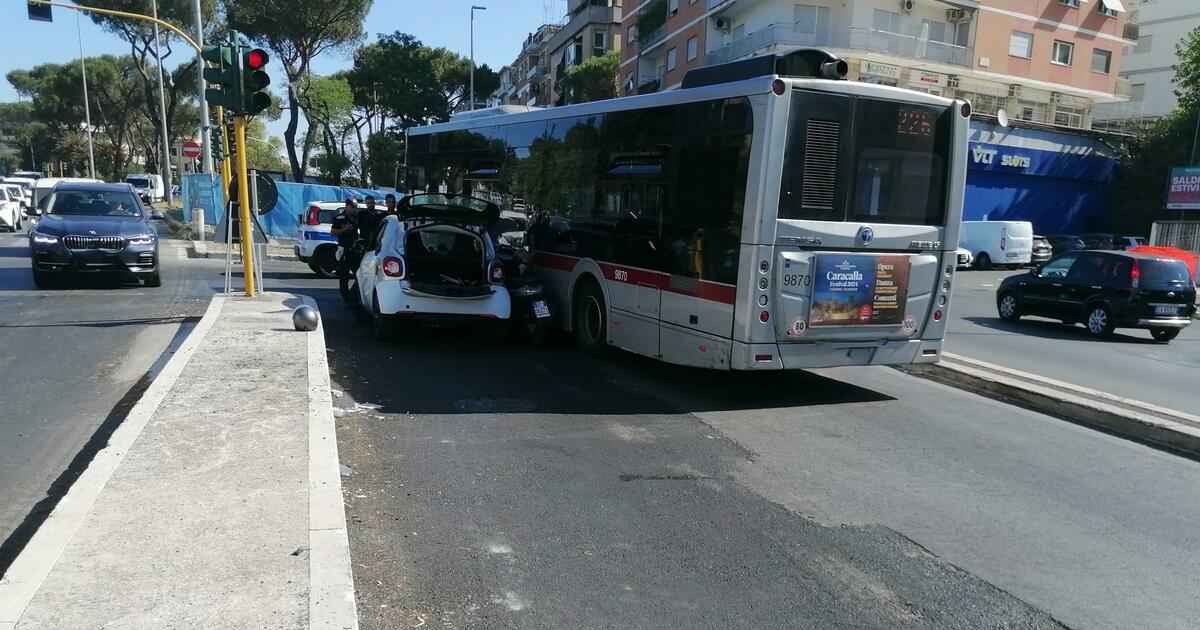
[24,206,39,217]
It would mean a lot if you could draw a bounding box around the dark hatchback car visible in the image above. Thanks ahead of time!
[1080,233,1116,250]
[1045,234,1086,254]
[997,251,1195,342]
[28,182,160,288]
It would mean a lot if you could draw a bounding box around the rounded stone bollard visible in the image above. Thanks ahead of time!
[293,305,319,331]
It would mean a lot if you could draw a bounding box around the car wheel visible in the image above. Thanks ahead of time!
[973,252,991,270]
[573,280,607,352]
[1150,327,1180,343]
[144,271,162,287]
[997,292,1020,321]
[313,247,338,278]
[1085,304,1114,338]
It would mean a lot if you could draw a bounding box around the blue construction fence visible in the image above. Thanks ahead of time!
[181,174,383,239]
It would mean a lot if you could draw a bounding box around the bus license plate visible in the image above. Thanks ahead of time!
[1154,304,1181,316]
[532,300,551,319]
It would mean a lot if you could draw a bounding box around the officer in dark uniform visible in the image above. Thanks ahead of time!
[357,195,386,247]
[384,193,398,216]
[330,198,360,301]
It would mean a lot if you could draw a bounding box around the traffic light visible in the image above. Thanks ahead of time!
[27,1,52,22]
[210,125,225,161]
[241,47,271,115]
[202,44,240,110]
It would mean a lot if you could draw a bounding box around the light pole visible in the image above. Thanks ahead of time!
[76,12,96,179]
[193,0,211,174]
[470,5,486,111]
[151,0,173,206]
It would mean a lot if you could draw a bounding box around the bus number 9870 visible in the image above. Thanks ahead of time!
[782,273,811,288]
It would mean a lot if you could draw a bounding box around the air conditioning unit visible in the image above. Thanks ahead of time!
[1008,84,1022,98]
[947,76,960,89]
[899,0,914,13]
[946,8,966,22]
[715,17,731,32]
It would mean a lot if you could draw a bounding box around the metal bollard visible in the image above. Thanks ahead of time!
[191,208,205,239]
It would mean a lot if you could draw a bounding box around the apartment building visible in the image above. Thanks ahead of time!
[1094,0,1200,130]
[494,24,563,108]
[547,0,624,105]
[617,0,1132,232]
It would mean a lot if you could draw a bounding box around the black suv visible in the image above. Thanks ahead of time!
[996,251,1195,342]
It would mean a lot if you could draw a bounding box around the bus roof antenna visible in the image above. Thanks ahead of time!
[681,49,848,90]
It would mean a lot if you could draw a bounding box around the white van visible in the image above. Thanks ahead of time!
[960,220,1033,269]
[125,173,165,203]
[3,177,36,208]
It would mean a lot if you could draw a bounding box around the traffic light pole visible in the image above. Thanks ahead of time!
[233,116,257,297]
[216,106,232,205]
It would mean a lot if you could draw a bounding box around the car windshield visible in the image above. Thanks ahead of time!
[406,193,493,213]
[127,178,150,188]
[49,190,141,217]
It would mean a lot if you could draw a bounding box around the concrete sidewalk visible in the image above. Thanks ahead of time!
[0,293,356,629]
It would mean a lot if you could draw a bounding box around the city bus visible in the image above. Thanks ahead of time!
[404,49,969,370]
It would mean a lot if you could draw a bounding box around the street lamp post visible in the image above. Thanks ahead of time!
[193,0,212,174]
[151,0,173,206]
[76,12,96,179]
[470,5,486,111]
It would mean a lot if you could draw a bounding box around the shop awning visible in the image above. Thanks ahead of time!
[1099,0,1125,12]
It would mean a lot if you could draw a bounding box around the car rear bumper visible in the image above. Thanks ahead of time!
[729,338,942,370]
[376,279,512,320]
[1135,318,1191,328]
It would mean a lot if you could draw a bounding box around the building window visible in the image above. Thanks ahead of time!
[954,21,970,47]
[1091,48,1112,73]
[1018,100,1047,122]
[1009,31,1034,58]
[667,47,678,71]
[1098,3,1118,17]
[959,92,1003,116]
[796,5,832,40]
[1053,105,1085,128]
[1051,40,1074,66]
[873,9,901,34]
[686,36,698,61]
[1130,83,1145,102]
[1058,0,1080,7]
[594,31,607,56]
[1134,34,1152,54]
[668,0,678,15]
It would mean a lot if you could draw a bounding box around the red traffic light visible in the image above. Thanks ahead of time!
[244,48,269,70]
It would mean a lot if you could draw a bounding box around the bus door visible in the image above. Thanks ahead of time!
[602,176,663,357]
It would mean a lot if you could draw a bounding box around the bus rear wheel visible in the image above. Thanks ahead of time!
[573,281,607,352]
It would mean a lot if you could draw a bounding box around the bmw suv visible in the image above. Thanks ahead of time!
[28,182,161,288]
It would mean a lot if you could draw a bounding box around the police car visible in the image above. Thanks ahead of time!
[296,202,345,277]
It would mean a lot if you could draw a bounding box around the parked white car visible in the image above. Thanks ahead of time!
[960,220,1033,269]
[295,201,344,277]
[125,174,165,203]
[355,193,511,339]
[955,247,973,269]
[3,177,35,210]
[0,185,24,231]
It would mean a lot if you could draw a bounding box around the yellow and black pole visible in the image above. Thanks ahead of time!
[232,115,256,297]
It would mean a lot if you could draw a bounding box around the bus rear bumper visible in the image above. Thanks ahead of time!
[730,339,943,370]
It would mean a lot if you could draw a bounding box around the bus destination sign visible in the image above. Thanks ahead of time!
[810,255,911,326]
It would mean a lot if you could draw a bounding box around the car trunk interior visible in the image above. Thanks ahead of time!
[405,224,490,297]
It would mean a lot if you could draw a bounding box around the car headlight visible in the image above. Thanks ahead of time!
[31,232,58,245]
[128,234,156,246]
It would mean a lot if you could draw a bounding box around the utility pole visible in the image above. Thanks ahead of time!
[151,0,173,206]
[76,12,96,179]
[470,5,486,111]
[193,0,211,174]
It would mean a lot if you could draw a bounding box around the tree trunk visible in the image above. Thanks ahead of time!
[353,120,368,186]
[284,81,303,182]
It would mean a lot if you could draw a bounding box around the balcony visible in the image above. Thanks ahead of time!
[847,27,971,67]
[707,24,842,65]
[635,25,668,50]
[527,65,548,81]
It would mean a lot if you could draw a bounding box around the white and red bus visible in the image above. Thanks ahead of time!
[405,49,969,370]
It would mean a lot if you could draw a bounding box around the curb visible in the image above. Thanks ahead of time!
[188,240,296,261]
[303,295,359,630]
[904,352,1200,459]
[0,296,226,627]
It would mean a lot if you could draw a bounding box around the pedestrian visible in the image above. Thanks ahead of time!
[330,198,360,301]
[357,194,388,247]
[384,193,397,215]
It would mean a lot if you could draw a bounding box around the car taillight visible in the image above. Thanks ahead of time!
[382,256,406,279]
[306,206,321,225]
[488,261,504,283]
[1130,259,1140,289]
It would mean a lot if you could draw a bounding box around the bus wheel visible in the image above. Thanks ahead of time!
[573,281,607,352]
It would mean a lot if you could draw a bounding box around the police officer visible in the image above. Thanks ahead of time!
[330,198,359,301]
[384,193,398,216]
[357,195,388,247]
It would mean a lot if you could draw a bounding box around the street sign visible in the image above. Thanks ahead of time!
[182,140,202,159]
[1167,166,1200,210]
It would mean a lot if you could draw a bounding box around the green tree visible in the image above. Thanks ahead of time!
[298,74,355,184]
[560,52,619,104]
[244,117,288,173]
[225,0,374,183]
[1174,27,1200,113]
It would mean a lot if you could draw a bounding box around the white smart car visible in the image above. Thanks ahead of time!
[355,193,511,339]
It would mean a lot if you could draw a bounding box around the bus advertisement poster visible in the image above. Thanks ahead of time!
[809,255,910,326]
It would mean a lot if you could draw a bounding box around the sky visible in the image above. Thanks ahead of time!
[0,0,564,139]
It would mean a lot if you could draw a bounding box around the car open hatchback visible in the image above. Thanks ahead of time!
[996,251,1195,342]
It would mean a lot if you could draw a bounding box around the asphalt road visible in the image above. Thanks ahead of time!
[267,270,1200,630]
[0,226,221,568]
[947,269,1200,413]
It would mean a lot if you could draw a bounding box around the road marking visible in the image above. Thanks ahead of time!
[0,296,225,627]
[304,295,360,630]
[981,283,994,288]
